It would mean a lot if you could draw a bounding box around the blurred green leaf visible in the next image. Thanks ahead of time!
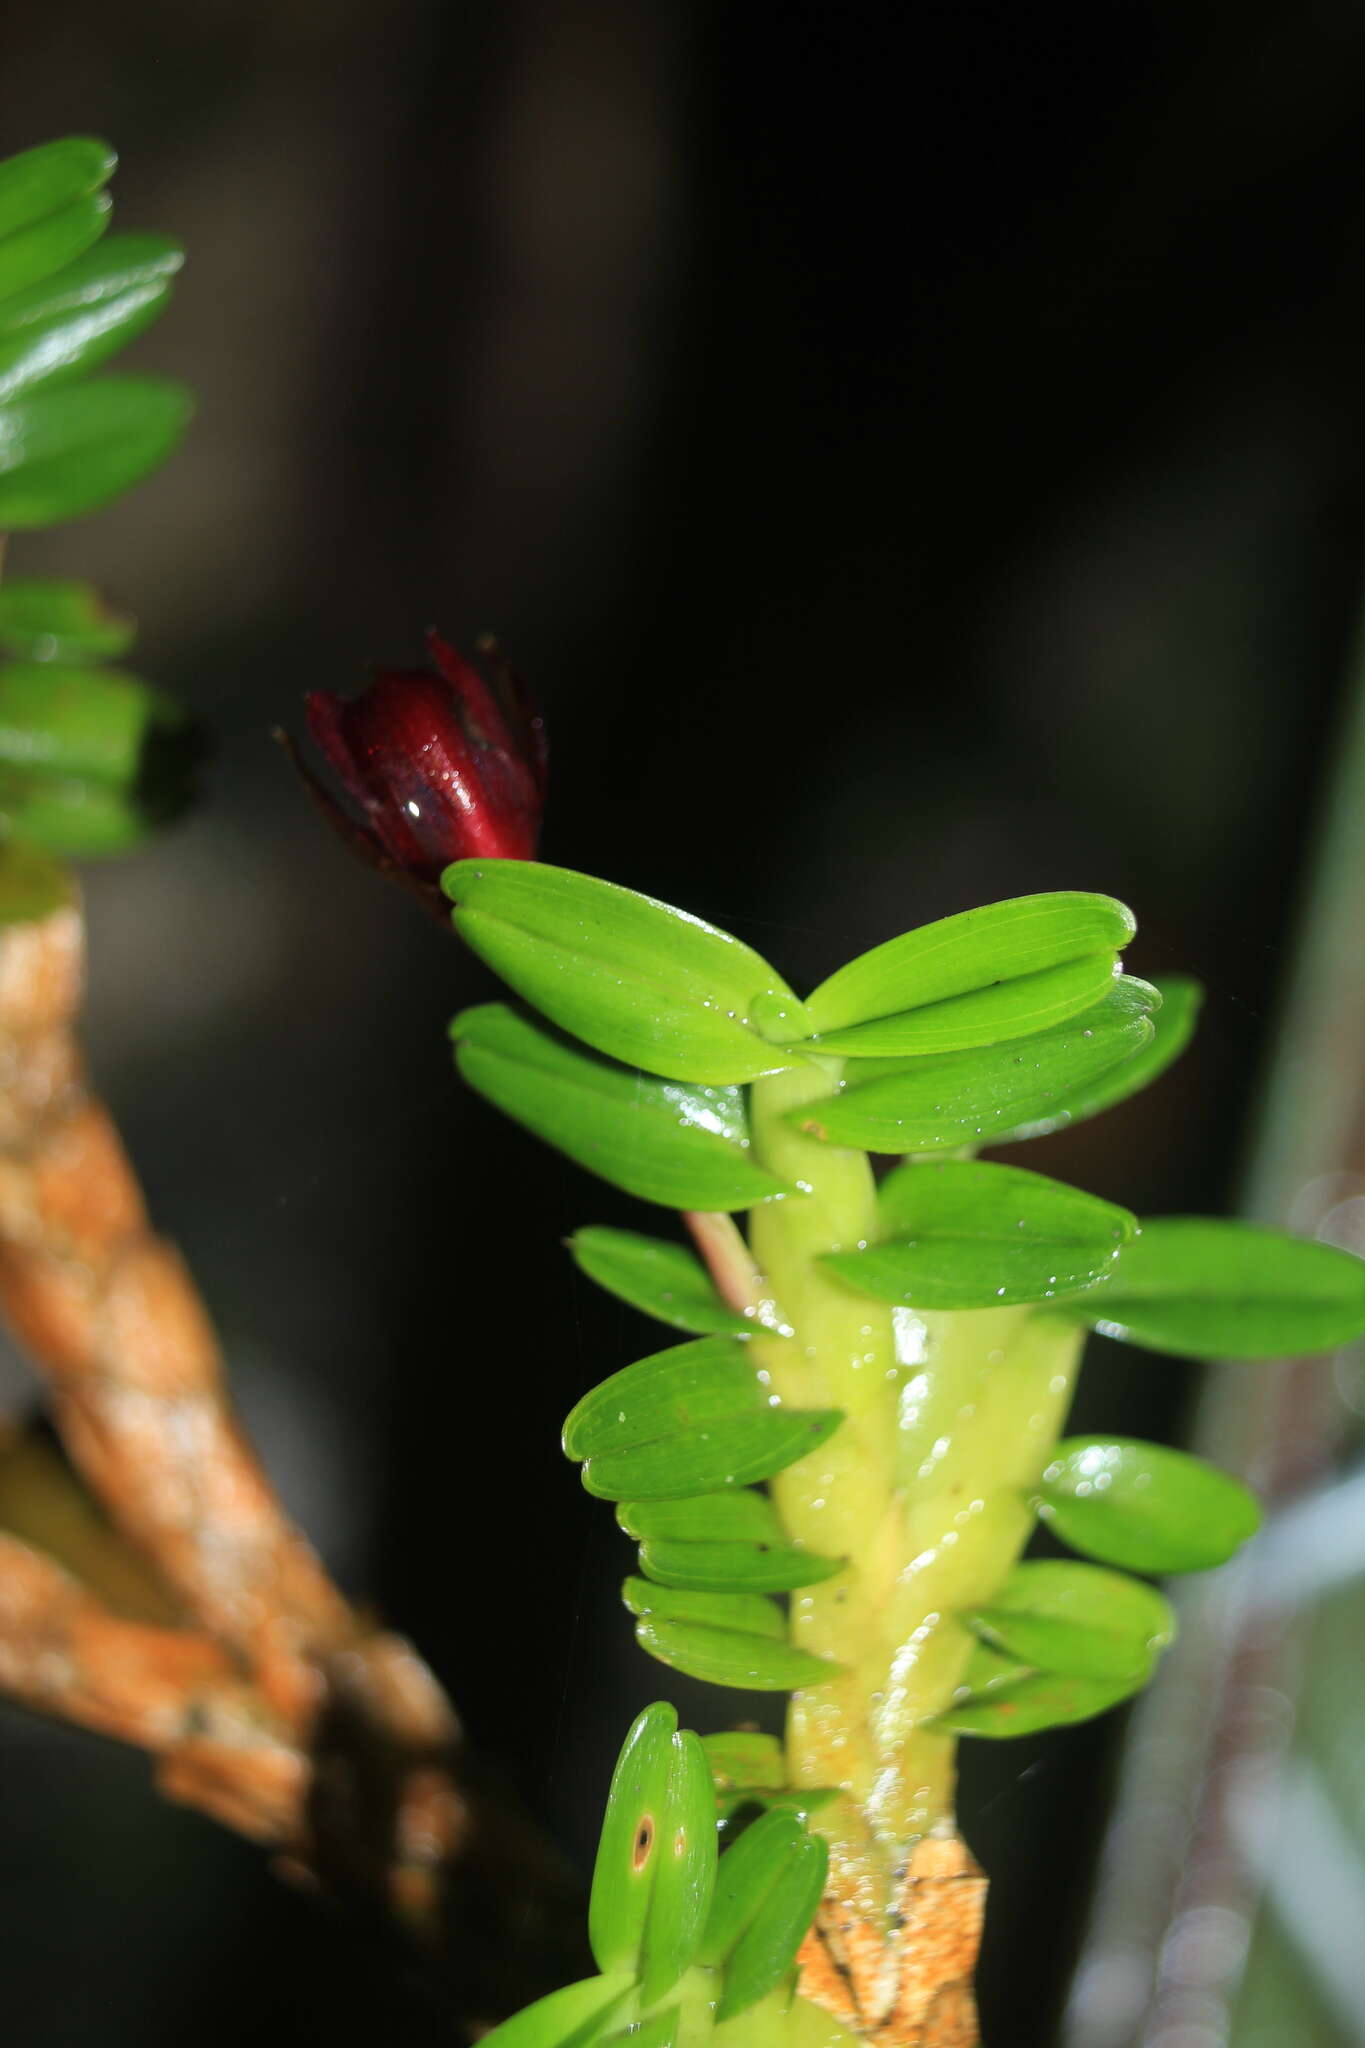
[0,193,112,306]
[803,892,1135,1042]
[937,1638,1144,1738]
[477,1975,636,2048]
[0,577,135,661]
[966,1560,1175,1681]
[702,1810,828,2018]
[1051,1217,1365,1358]
[571,1227,755,1337]
[590,1702,677,1979]
[700,1731,786,1794]
[639,1728,716,2003]
[452,1004,787,1212]
[993,975,1203,1143]
[1035,1435,1261,1573]
[823,1159,1134,1309]
[0,138,114,242]
[0,836,73,925]
[807,952,1122,1058]
[792,978,1157,1152]
[597,2011,678,2048]
[0,376,192,527]
[0,661,182,783]
[563,1336,842,1500]
[444,858,805,1085]
[0,234,182,405]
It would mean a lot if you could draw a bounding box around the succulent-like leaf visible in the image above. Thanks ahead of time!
[0,234,182,405]
[937,1639,1145,1738]
[571,1227,755,1337]
[452,1004,787,1211]
[1050,1217,1365,1358]
[622,1578,789,1640]
[639,1729,716,2003]
[700,1731,787,1793]
[0,662,183,783]
[0,138,115,243]
[803,892,1135,1040]
[792,979,1157,1152]
[0,375,192,527]
[804,951,1120,1058]
[632,1614,840,1692]
[563,1337,842,1500]
[992,975,1202,1142]
[476,1975,636,2048]
[0,577,135,662]
[597,2011,679,2048]
[620,1489,843,1591]
[965,1560,1175,1681]
[1034,1435,1261,1573]
[0,192,112,305]
[823,1159,1135,1309]
[444,858,805,1085]
[589,1701,678,1977]
[706,1814,829,2019]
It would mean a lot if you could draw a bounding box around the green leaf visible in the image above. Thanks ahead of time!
[0,662,183,784]
[0,138,115,243]
[1034,1435,1261,1573]
[444,859,805,1086]
[0,774,148,857]
[937,1639,1144,1738]
[639,1728,716,2003]
[806,952,1121,1058]
[0,376,192,527]
[590,1702,677,1978]
[598,2011,679,2048]
[822,1159,1135,1309]
[0,577,135,662]
[0,837,74,926]
[700,1731,786,1794]
[0,234,183,405]
[571,1227,755,1337]
[992,975,1203,1142]
[705,1813,828,2019]
[965,1560,1175,1681]
[632,1615,840,1692]
[452,1004,787,1212]
[803,892,1135,1041]
[1050,1217,1365,1358]
[478,1976,636,2048]
[791,979,1157,1152]
[623,1491,842,1592]
[563,1337,842,1500]
[0,193,112,306]
[623,1578,788,1639]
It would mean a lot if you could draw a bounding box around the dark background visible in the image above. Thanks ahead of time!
[0,1,1362,2041]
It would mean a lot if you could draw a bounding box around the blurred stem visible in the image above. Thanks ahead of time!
[747,1065,1082,1996]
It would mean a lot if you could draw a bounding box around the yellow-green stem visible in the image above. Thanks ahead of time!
[747,1065,1083,1925]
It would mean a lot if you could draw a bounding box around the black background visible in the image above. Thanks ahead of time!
[0,2,1362,2042]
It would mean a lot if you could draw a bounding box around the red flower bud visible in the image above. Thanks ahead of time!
[293,630,546,904]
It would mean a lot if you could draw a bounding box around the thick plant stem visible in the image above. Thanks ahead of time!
[747,1065,1083,2035]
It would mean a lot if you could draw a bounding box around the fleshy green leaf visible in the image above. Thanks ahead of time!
[705,1814,829,2019]
[477,1975,636,2048]
[0,138,115,243]
[1034,1435,1261,1573]
[0,662,184,783]
[803,892,1135,1041]
[0,773,148,856]
[1050,1217,1365,1358]
[993,975,1203,1142]
[589,1702,677,1978]
[623,1578,788,1640]
[791,978,1157,1152]
[700,1731,786,1794]
[805,952,1120,1059]
[0,234,182,405]
[822,1159,1135,1309]
[639,1729,716,2003]
[620,1490,844,1594]
[965,1560,1176,1681]
[0,192,112,305]
[937,1639,1144,1738]
[0,577,135,662]
[0,837,74,926]
[444,859,805,1085]
[563,1337,842,1501]
[598,2012,679,2048]
[631,1612,841,1692]
[0,375,192,527]
[571,1227,755,1337]
[452,1004,787,1212]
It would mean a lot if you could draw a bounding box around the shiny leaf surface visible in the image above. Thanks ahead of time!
[993,975,1202,1142]
[0,234,182,404]
[0,193,112,304]
[1035,1435,1261,1573]
[938,1638,1145,1738]
[0,375,192,527]
[452,1004,786,1211]
[571,1227,755,1337]
[632,1612,840,1692]
[0,138,114,242]
[639,1729,716,2002]
[477,1976,636,2048]
[589,1701,676,1977]
[713,1822,828,2019]
[966,1559,1175,1681]
[445,858,804,1084]
[806,951,1119,1058]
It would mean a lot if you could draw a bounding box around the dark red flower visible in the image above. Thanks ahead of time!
[294,631,546,902]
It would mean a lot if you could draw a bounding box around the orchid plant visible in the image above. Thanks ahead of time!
[0,132,1363,2048]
